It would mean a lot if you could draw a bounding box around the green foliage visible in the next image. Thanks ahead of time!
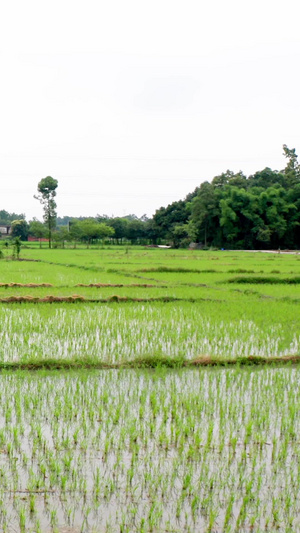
[228,275,300,284]
[52,227,72,248]
[152,200,191,245]
[152,145,300,249]
[283,144,300,186]
[11,219,28,240]
[106,217,128,243]
[34,176,58,248]
[0,209,26,225]
[1,144,300,250]
[12,237,22,260]
[126,218,147,244]
[29,220,47,248]
[70,219,114,247]
[191,181,220,246]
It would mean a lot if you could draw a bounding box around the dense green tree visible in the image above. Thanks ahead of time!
[219,190,241,245]
[247,168,286,189]
[125,219,147,244]
[143,218,161,244]
[97,222,115,242]
[256,187,296,247]
[284,184,300,247]
[191,182,220,246]
[152,200,191,244]
[172,224,190,248]
[151,146,300,249]
[75,219,114,247]
[11,220,29,240]
[106,218,128,244]
[79,220,101,247]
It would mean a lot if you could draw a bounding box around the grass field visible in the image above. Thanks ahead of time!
[0,247,299,531]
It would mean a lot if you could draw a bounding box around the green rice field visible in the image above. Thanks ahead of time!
[0,247,299,531]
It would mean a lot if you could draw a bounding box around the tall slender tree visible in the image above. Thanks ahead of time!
[34,176,58,248]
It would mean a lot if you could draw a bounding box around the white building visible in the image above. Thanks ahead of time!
[0,225,12,238]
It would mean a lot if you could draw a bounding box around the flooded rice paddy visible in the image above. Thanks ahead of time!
[0,248,300,531]
[0,368,298,532]
[0,306,299,364]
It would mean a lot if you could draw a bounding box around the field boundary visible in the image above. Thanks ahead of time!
[0,295,221,303]
[0,354,299,371]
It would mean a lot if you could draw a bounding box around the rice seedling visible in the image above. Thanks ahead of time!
[0,368,296,530]
[0,248,299,530]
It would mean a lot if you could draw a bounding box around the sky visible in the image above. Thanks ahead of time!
[1,0,300,221]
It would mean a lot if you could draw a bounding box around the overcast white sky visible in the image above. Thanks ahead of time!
[1,0,300,221]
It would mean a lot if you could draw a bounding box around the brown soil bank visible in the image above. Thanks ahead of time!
[0,354,299,371]
[0,283,53,287]
[0,295,218,303]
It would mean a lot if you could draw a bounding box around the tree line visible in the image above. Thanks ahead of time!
[3,213,152,248]
[2,145,300,249]
[146,144,300,249]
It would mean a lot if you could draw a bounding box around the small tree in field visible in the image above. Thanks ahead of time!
[12,237,22,260]
[52,227,72,248]
[29,220,48,248]
[34,176,58,248]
